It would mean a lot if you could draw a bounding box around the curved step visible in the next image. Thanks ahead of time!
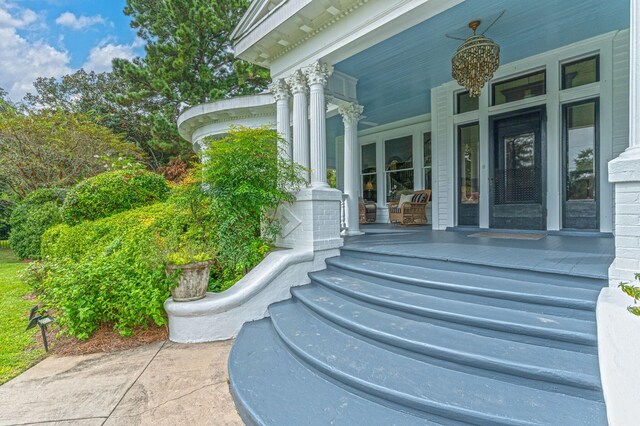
[269,300,607,426]
[229,318,438,426]
[291,284,602,397]
[340,247,608,287]
[326,256,599,311]
[309,270,597,348]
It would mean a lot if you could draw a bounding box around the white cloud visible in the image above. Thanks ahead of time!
[0,4,71,100]
[0,7,36,28]
[82,41,137,73]
[55,11,105,30]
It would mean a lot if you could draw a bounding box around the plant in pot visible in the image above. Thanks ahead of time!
[160,180,216,302]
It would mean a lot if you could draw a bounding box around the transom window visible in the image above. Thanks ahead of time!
[456,91,479,114]
[492,70,546,106]
[562,55,599,89]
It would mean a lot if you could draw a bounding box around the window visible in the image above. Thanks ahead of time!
[492,70,546,106]
[563,99,599,229]
[458,124,480,205]
[565,100,598,201]
[456,91,479,114]
[361,143,376,202]
[385,136,413,202]
[423,132,432,191]
[562,56,599,89]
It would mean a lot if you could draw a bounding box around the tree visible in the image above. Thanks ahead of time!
[112,0,270,162]
[22,70,169,168]
[0,109,143,198]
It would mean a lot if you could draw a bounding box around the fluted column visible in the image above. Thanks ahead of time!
[286,70,310,183]
[339,103,364,235]
[304,61,333,188]
[269,78,291,160]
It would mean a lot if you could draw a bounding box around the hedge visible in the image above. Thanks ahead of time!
[62,169,170,225]
[9,188,66,260]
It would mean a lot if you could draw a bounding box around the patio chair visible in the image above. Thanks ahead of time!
[388,189,431,225]
[359,198,377,223]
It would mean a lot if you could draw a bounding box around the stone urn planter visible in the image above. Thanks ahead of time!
[166,260,213,302]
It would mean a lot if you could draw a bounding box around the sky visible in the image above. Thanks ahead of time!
[0,0,144,102]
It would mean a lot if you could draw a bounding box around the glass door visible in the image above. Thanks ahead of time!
[490,109,545,230]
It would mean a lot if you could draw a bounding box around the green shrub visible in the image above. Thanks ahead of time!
[9,189,66,259]
[27,202,192,339]
[62,168,170,225]
[0,196,13,240]
[202,127,305,290]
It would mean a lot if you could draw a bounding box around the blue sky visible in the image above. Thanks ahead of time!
[0,0,143,101]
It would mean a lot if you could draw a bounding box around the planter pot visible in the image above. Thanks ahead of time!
[166,260,213,302]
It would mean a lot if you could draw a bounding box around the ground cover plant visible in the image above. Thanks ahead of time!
[619,274,640,316]
[0,248,44,384]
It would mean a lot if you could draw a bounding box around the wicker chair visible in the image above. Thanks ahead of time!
[388,189,431,225]
[359,198,377,224]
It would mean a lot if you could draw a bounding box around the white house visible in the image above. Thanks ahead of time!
[170,1,640,424]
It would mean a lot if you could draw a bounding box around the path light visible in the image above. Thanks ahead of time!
[451,19,500,97]
[26,305,55,352]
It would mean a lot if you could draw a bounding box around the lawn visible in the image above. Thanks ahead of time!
[0,247,45,385]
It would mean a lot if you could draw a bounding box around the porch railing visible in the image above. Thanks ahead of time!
[340,193,348,234]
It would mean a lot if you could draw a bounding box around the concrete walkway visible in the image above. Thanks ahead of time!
[0,340,242,426]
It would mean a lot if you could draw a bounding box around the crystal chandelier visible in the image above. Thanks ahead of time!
[451,20,500,97]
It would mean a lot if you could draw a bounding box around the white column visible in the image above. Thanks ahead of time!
[339,103,364,235]
[304,61,333,188]
[608,0,640,285]
[269,78,291,160]
[286,70,310,183]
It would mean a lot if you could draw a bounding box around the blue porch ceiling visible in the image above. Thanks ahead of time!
[332,0,629,131]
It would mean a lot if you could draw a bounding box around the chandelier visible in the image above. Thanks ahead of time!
[451,20,500,97]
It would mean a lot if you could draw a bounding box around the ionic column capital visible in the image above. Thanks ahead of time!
[269,78,290,101]
[304,61,333,87]
[285,70,308,94]
[338,103,364,125]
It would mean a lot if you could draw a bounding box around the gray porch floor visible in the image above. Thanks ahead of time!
[349,225,614,280]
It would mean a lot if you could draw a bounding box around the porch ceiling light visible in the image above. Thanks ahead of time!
[451,20,500,97]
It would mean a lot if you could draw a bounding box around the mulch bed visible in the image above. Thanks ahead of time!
[34,324,168,357]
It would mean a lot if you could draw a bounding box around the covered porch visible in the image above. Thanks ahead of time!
[326,0,630,236]
[351,224,614,279]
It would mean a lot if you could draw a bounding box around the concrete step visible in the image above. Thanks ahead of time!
[291,284,602,399]
[325,256,599,319]
[268,300,607,426]
[229,318,441,426]
[309,269,597,350]
[340,248,607,289]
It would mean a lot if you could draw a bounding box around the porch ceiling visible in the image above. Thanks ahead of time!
[332,0,629,131]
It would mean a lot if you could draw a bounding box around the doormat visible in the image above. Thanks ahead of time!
[467,232,546,240]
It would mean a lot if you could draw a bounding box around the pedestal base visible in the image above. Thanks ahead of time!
[276,187,344,251]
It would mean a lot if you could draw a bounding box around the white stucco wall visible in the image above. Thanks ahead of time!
[597,288,640,426]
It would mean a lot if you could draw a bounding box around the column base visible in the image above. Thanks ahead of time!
[608,150,640,287]
[276,187,344,251]
[342,230,365,237]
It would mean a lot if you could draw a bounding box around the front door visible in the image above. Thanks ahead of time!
[490,109,545,230]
